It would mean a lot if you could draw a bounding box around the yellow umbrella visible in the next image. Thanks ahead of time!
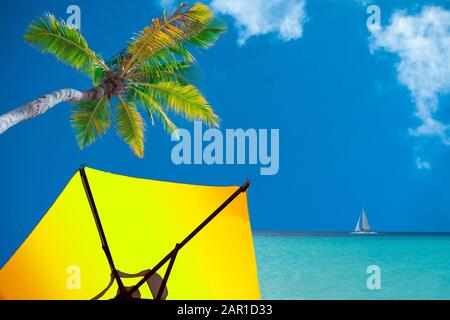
[0,167,260,300]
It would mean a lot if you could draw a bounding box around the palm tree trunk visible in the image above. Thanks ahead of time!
[0,88,104,134]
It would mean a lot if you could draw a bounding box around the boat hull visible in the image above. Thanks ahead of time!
[350,231,378,235]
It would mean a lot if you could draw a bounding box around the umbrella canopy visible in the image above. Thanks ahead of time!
[0,167,260,300]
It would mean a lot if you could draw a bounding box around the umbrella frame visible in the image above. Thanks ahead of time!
[78,165,250,300]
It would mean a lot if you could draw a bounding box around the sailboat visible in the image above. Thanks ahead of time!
[351,208,377,234]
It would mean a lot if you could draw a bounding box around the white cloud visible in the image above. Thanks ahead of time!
[369,6,450,145]
[416,157,431,170]
[211,0,307,45]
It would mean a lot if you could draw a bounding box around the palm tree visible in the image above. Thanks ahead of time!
[0,2,225,157]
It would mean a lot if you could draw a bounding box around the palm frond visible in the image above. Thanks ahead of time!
[124,2,213,72]
[165,42,196,63]
[71,98,110,148]
[187,17,227,49]
[130,81,218,127]
[128,44,194,82]
[151,45,194,67]
[143,22,222,69]
[91,65,106,86]
[115,96,145,158]
[24,13,107,76]
[129,86,178,136]
[130,61,191,84]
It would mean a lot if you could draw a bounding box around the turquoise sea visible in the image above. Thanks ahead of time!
[253,233,450,300]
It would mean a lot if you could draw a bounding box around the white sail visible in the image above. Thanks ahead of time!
[361,208,371,231]
[354,215,361,232]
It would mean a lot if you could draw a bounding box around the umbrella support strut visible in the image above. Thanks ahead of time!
[79,166,129,299]
[79,165,250,300]
[155,243,179,300]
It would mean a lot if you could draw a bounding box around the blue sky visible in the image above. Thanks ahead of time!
[1,0,450,265]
